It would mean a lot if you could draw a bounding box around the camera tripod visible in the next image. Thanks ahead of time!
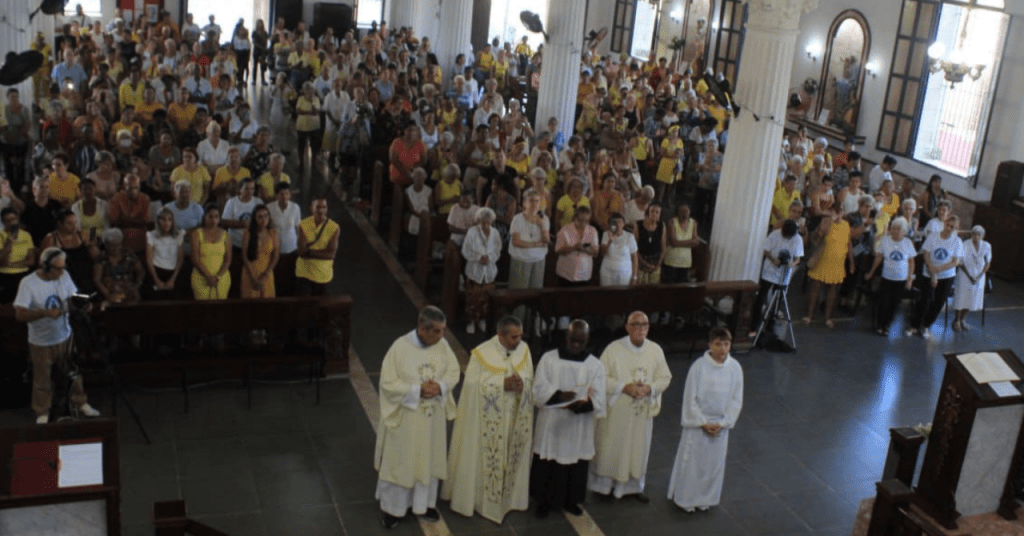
[751,278,797,351]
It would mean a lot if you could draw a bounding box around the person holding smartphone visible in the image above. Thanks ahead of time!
[554,206,599,330]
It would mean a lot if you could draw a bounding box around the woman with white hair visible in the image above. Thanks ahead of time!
[953,225,991,331]
[196,121,230,175]
[865,217,917,335]
[93,227,144,305]
[461,206,502,334]
[900,198,920,244]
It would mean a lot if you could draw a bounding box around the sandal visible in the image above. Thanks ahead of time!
[825,320,835,329]
[801,317,812,326]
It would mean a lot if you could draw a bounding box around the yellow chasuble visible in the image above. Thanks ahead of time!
[442,336,534,523]
[375,331,461,489]
[592,336,673,484]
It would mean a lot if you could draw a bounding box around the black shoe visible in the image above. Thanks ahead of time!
[563,503,583,516]
[421,508,440,521]
[633,493,650,503]
[535,503,550,518]
[380,513,400,528]
[597,492,614,502]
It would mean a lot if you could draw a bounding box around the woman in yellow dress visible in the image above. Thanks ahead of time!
[804,206,852,328]
[240,205,279,298]
[655,126,684,203]
[190,206,231,300]
[879,178,900,218]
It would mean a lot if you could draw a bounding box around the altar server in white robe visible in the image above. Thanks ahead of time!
[590,311,672,502]
[530,320,607,518]
[443,316,534,523]
[375,306,462,529]
[952,225,991,332]
[668,327,743,512]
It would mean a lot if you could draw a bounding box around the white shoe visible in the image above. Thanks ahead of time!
[79,403,101,417]
[477,320,487,333]
[921,328,932,340]
[36,415,49,424]
[904,328,916,337]
[466,322,476,334]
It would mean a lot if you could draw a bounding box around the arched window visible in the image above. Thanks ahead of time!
[815,10,870,136]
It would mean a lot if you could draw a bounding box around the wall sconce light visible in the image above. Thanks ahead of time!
[805,43,822,62]
[865,62,878,79]
[670,7,684,23]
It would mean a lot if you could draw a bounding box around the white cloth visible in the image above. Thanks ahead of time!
[461,224,502,284]
[420,126,439,150]
[590,337,671,496]
[405,185,432,235]
[447,204,479,246]
[921,231,964,279]
[221,196,264,248]
[508,213,548,263]
[759,229,804,285]
[197,138,231,169]
[868,165,891,193]
[147,230,184,270]
[267,200,301,254]
[376,479,439,517]
[953,239,991,311]
[878,235,917,282]
[13,271,77,346]
[841,188,861,215]
[599,231,637,284]
[923,217,944,239]
[667,352,743,509]
[532,350,607,464]
[228,119,259,158]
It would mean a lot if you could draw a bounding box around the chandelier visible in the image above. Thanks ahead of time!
[927,42,985,88]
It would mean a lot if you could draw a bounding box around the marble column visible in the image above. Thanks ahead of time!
[535,0,586,138]
[434,0,474,82]
[708,0,818,282]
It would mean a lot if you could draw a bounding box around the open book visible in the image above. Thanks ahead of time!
[957,352,1020,384]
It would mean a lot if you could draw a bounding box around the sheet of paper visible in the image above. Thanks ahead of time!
[548,385,592,408]
[57,443,103,488]
[957,352,1020,384]
[989,381,1020,398]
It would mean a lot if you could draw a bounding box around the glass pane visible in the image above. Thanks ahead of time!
[900,1,918,37]
[896,119,914,153]
[725,63,736,82]
[909,45,926,77]
[893,39,911,74]
[731,3,744,29]
[902,80,920,115]
[886,79,904,111]
[917,3,935,39]
[722,2,733,29]
[729,33,740,57]
[880,115,897,150]
[976,0,1004,8]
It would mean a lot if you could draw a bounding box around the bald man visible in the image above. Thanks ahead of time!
[589,312,672,502]
[530,320,606,518]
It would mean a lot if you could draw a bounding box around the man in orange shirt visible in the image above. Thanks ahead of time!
[107,175,151,254]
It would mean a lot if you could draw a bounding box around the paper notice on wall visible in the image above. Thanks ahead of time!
[57,443,103,488]
[957,352,1020,384]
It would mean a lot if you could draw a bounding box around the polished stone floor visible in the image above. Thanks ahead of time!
[2,83,1022,535]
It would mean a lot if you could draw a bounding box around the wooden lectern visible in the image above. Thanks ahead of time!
[915,349,1024,529]
[0,419,120,536]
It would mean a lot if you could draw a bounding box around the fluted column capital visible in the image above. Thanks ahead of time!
[744,0,818,32]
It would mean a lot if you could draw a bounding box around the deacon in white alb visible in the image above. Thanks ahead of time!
[374,306,461,529]
[530,320,606,518]
[443,316,534,523]
[589,311,672,503]
[668,327,743,512]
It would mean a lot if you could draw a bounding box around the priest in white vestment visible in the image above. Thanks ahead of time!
[375,306,462,529]
[590,311,672,502]
[442,316,534,523]
[668,327,743,512]
[530,320,607,518]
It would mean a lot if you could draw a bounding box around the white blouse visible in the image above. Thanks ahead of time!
[147,229,184,271]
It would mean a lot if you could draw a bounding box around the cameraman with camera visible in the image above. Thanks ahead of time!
[13,247,100,424]
[334,87,374,198]
[750,220,803,338]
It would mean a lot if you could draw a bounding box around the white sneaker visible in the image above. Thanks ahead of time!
[79,403,101,417]
[477,320,487,333]
[466,322,476,334]
[36,415,49,424]
[921,328,932,340]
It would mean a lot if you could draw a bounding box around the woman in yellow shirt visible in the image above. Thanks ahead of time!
[169,148,211,204]
[212,147,252,207]
[879,179,900,218]
[294,82,322,172]
[48,154,81,207]
[655,126,684,203]
[191,206,231,300]
[0,207,36,303]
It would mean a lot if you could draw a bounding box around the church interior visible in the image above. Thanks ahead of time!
[0,0,1023,535]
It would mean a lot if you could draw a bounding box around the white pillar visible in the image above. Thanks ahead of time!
[434,0,473,82]
[535,0,585,139]
[708,0,818,282]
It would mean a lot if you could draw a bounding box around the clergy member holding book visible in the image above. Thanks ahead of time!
[589,311,672,502]
[530,319,607,518]
[443,316,534,523]
[375,306,462,529]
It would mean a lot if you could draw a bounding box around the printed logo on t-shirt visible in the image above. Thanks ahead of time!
[44,294,62,310]
[933,248,950,262]
[889,251,905,262]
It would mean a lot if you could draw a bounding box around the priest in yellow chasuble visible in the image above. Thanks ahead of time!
[589,311,672,502]
[375,306,461,529]
[443,316,534,523]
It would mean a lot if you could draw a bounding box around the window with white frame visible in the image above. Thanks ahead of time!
[356,0,385,27]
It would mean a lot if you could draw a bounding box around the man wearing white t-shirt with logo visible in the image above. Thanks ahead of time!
[908,214,963,339]
[865,217,917,335]
[750,219,803,336]
[221,178,264,297]
[267,182,301,296]
[13,248,101,424]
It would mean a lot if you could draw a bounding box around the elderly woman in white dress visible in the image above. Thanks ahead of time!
[462,207,503,334]
[599,212,638,286]
[953,225,991,331]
